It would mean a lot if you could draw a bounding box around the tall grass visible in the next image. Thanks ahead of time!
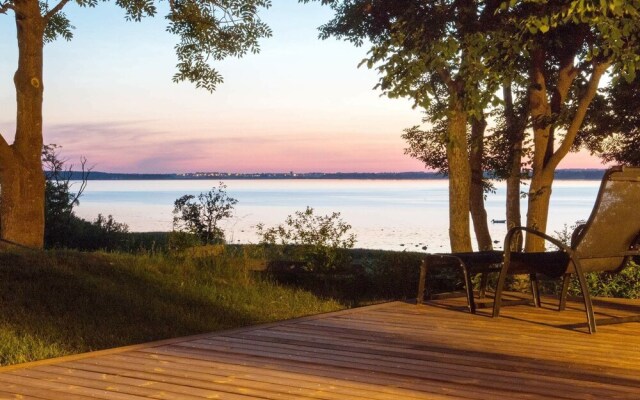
[0,248,342,366]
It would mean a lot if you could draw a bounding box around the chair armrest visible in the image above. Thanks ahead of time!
[571,224,587,248]
[504,226,573,255]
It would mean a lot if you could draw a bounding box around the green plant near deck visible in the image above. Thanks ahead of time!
[257,207,357,272]
[532,225,640,299]
[563,261,640,299]
[0,249,342,366]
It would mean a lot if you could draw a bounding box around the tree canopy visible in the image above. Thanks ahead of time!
[0,0,273,91]
[305,0,640,251]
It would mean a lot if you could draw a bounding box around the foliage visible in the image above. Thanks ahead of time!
[172,182,238,245]
[167,231,203,252]
[402,111,449,176]
[571,262,640,299]
[0,248,342,366]
[45,213,130,251]
[16,0,274,92]
[579,75,640,166]
[42,144,90,248]
[257,207,356,272]
[41,144,131,251]
[305,0,502,114]
[530,224,640,299]
[348,249,424,301]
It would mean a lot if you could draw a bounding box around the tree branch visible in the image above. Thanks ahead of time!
[436,67,455,94]
[0,1,15,14]
[0,133,14,167]
[44,0,70,20]
[549,60,611,170]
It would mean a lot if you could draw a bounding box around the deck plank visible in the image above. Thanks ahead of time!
[2,295,640,399]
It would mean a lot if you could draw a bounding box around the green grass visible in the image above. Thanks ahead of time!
[0,248,343,366]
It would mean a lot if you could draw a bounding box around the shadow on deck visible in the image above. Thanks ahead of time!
[1,294,639,399]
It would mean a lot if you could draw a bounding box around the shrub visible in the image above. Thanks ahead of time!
[256,207,356,272]
[42,144,90,248]
[172,182,238,245]
[49,214,130,251]
[167,231,203,252]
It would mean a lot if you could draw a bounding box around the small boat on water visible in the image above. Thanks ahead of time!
[491,219,506,224]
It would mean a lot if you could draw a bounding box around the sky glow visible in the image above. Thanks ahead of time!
[0,2,602,173]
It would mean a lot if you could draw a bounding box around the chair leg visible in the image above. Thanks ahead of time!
[492,262,510,318]
[530,273,541,307]
[417,259,428,305]
[479,271,488,299]
[461,264,476,314]
[571,260,597,334]
[559,273,571,311]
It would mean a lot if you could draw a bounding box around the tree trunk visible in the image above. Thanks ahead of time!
[506,152,522,232]
[502,82,524,249]
[523,45,608,251]
[525,167,554,250]
[505,162,522,250]
[446,102,472,252]
[524,48,552,251]
[469,117,492,251]
[0,1,46,249]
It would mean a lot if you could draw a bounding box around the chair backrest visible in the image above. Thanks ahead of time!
[571,166,640,273]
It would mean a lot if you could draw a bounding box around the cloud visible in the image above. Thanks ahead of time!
[27,119,425,173]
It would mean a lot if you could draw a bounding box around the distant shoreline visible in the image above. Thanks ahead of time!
[65,169,607,181]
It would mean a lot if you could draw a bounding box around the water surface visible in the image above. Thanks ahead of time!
[74,179,599,252]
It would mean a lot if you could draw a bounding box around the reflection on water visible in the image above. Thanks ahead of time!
[74,179,599,252]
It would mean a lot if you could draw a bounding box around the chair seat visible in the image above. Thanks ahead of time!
[508,251,570,278]
[425,250,503,273]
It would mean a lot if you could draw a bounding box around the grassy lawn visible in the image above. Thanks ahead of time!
[0,248,343,366]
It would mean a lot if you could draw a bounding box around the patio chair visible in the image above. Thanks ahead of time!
[417,166,640,334]
[493,165,640,333]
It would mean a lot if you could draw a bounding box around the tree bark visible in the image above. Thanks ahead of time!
[446,100,472,252]
[0,0,46,249]
[469,116,492,251]
[502,82,524,249]
[524,45,609,251]
[524,47,553,251]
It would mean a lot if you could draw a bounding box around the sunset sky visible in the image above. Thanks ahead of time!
[0,2,602,173]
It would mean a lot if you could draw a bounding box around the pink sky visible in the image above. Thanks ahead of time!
[0,2,605,174]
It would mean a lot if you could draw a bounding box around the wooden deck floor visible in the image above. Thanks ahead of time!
[1,294,640,399]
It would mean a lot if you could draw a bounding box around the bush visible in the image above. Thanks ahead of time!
[172,182,238,245]
[42,144,90,248]
[167,231,203,252]
[47,214,130,251]
[256,207,356,272]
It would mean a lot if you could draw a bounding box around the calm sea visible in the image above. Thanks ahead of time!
[73,179,600,252]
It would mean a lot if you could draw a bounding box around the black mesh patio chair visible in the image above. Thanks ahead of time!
[417,166,640,334]
[493,166,640,333]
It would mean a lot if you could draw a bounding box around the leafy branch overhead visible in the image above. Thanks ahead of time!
[15,0,273,91]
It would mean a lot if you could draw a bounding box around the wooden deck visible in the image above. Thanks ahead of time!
[1,294,640,399]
